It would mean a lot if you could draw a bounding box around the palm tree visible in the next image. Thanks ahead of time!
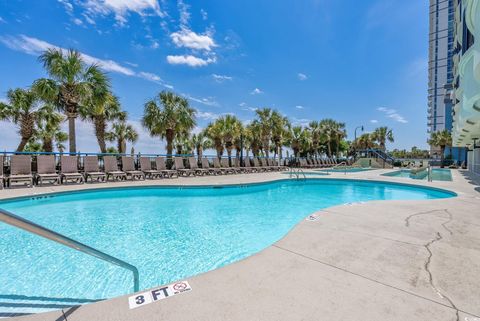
[319,119,336,157]
[245,120,263,157]
[80,92,126,153]
[333,121,347,157]
[35,104,68,152]
[308,121,321,157]
[428,130,452,168]
[215,115,243,162]
[205,122,224,158]
[33,48,110,153]
[271,111,290,159]
[286,126,311,157]
[0,88,40,151]
[372,126,394,150]
[174,134,194,155]
[255,108,274,158]
[142,91,196,157]
[191,131,211,160]
[106,122,138,154]
[356,133,375,149]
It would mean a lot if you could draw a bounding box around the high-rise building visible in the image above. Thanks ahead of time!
[451,0,480,175]
[428,0,455,134]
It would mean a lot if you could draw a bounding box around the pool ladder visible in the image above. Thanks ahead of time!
[289,167,306,180]
[0,208,140,293]
[331,161,348,175]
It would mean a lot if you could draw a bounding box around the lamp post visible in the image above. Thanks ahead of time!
[353,125,364,159]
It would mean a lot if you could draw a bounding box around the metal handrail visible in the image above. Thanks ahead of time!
[0,208,139,292]
[331,161,348,175]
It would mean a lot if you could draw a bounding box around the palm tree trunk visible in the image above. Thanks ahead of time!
[16,137,29,152]
[227,148,232,166]
[327,141,332,157]
[67,114,77,154]
[94,117,107,153]
[42,138,53,152]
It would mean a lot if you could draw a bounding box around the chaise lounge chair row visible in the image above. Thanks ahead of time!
[298,158,339,169]
[0,155,289,188]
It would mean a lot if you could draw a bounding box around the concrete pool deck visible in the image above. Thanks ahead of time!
[1,168,480,321]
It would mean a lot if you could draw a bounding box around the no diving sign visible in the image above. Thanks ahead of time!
[128,281,192,309]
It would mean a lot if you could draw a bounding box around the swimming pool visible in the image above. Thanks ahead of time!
[382,168,452,181]
[0,179,455,314]
[318,167,373,173]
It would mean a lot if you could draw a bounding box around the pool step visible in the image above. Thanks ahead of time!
[0,295,100,318]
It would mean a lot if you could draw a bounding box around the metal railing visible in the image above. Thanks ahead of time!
[0,208,139,293]
[331,161,348,175]
[289,167,306,180]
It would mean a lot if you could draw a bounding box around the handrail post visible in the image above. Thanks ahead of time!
[0,208,140,293]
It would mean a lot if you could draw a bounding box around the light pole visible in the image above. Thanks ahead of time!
[353,125,364,159]
[354,125,364,142]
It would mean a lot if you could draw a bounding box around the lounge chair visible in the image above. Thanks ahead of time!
[121,156,145,180]
[60,156,85,184]
[36,155,60,186]
[260,158,275,171]
[83,156,106,182]
[0,155,4,189]
[156,157,178,178]
[234,157,250,174]
[103,156,127,181]
[267,158,281,171]
[174,157,195,177]
[213,158,234,174]
[139,157,163,179]
[242,157,256,173]
[252,158,266,172]
[222,158,239,174]
[7,155,33,188]
[188,157,209,176]
[201,158,221,175]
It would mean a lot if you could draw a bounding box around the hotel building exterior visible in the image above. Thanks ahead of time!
[428,0,468,163]
[451,0,480,174]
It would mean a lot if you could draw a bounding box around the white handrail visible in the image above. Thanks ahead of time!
[0,208,140,292]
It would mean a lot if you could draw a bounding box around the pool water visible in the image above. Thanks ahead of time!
[318,167,373,173]
[382,169,452,181]
[0,179,454,313]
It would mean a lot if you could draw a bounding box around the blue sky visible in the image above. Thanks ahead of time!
[0,0,428,153]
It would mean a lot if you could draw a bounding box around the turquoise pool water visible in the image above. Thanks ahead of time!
[318,167,373,173]
[382,169,452,181]
[0,179,455,311]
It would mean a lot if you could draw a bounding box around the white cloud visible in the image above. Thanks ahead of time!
[170,29,216,51]
[239,102,257,112]
[212,74,232,83]
[197,111,220,121]
[297,73,308,81]
[295,105,304,109]
[377,107,408,123]
[185,95,219,107]
[0,17,7,24]
[138,71,161,82]
[0,34,173,87]
[167,54,215,67]
[370,119,378,124]
[79,0,165,25]
[73,18,83,25]
[177,0,190,26]
[250,88,263,95]
[292,118,312,126]
[200,9,208,20]
[58,0,74,14]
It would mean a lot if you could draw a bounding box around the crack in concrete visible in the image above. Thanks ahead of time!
[405,209,459,321]
[423,231,459,321]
